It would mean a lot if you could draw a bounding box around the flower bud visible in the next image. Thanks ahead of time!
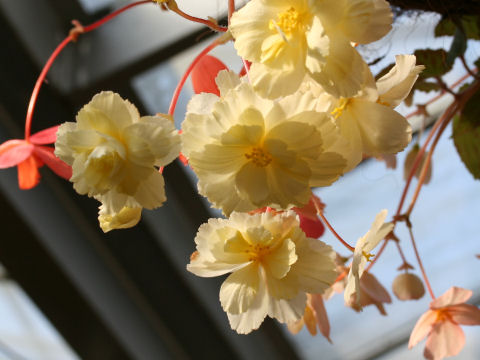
[392,273,425,301]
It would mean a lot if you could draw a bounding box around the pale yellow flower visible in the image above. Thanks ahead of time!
[55,91,180,231]
[98,205,142,233]
[344,209,393,305]
[181,71,347,215]
[311,55,421,167]
[230,0,392,98]
[187,211,337,334]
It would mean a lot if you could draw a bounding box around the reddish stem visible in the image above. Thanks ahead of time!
[82,1,152,33]
[408,226,435,299]
[365,239,388,271]
[24,0,152,140]
[25,36,73,140]
[172,7,227,32]
[228,0,235,23]
[168,40,219,116]
[317,212,355,252]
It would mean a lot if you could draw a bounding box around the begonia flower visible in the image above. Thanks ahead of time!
[229,0,392,98]
[310,55,421,168]
[287,293,332,342]
[55,91,180,231]
[182,71,347,215]
[187,211,337,334]
[409,287,480,360]
[0,125,71,189]
[344,209,393,305]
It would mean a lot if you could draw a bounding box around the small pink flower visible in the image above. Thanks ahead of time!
[409,287,480,360]
[0,126,71,189]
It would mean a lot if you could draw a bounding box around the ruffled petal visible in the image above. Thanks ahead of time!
[220,264,260,314]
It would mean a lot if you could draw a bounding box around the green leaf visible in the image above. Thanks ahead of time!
[414,49,452,78]
[453,88,480,180]
[446,28,467,66]
[435,16,480,40]
[414,80,441,93]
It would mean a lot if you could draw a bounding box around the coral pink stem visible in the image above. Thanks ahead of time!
[317,212,355,252]
[168,40,219,116]
[24,0,152,140]
[408,226,435,299]
[25,36,72,140]
[228,0,235,23]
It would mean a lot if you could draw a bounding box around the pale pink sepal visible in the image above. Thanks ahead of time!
[0,140,34,168]
[30,125,60,144]
[408,310,437,348]
[430,287,472,309]
[310,294,331,343]
[448,304,480,325]
[424,321,465,360]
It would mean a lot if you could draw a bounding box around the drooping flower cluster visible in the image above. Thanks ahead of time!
[8,0,476,356]
[187,210,337,334]
[55,91,180,231]
[229,0,392,98]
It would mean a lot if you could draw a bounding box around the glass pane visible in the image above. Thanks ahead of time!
[0,268,78,360]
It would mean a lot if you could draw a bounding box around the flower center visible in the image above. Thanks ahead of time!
[245,147,272,167]
[269,7,301,40]
[246,243,271,262]
[331,98,351,119]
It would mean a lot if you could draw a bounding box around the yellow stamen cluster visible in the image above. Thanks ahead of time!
[331,98,351,120]
[245,147,272,167]
[362,251,375,262]
[269,7,301,40]
[245,243,272,262]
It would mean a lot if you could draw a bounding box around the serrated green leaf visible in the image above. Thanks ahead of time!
[453,89,480,180]
[435,16,480,40]
[414,49,452,78]
[446,28,467,66]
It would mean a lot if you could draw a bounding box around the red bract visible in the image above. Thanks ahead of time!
[191,55,228,96]
[0,125,72,189]
[293,195,325,238]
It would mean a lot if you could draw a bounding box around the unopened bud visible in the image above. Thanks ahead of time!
[392,273,425,301]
